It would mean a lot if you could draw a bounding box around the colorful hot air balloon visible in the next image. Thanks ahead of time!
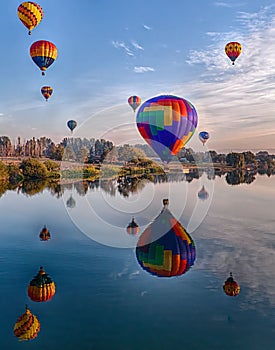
[198,185,209,201]
[225,42,242,65]
[30,40,58,76]
[128,95,141,112]
[17,2,43,35]
[14,305,40,341]
[39,225,50,241]
[223,272,240,296]
[136,95,198,163]
[28,266,56,302]
[136,199,196,277]
[126,217,139,235]
[199,131,209,146]
[67,120,77,133]
[41,86,53,101]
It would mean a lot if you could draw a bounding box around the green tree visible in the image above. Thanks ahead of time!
[0,161,8,179]
[20,158,48,179]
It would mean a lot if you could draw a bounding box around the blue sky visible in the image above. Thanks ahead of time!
[0,0,275,152]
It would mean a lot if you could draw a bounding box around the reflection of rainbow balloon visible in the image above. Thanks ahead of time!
[128,95,141,112]
[136,199,196,277]
[225,42,242,65]
[136,95,198,163]
[17,2,44,35]
[30,40,58,76]
[223,272,240,296]
[14,305,40,341]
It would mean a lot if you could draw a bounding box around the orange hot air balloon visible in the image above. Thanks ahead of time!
[28,266,56,302]
[14,305,40,341]
[17,2,44,35]
[223,272,240,296]
[30,40,58,75]
[126,217,139,235]
[39,225,50,241]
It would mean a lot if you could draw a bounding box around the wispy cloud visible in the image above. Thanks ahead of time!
[213,1,232,7]
[111,40,134,56]
[131,41,144,51]
[143,24,152,30]
[134,66,155,73]
[0,113,4,117]
[182,6,275,149]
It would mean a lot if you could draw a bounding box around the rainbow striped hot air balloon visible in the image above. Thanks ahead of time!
[136,95,198,163]
[14,305,40,341]
[17,2,43,35]
[30,40,58,75]
[136,199,196,277]
[225,42,242,65]
[128,95,141,112]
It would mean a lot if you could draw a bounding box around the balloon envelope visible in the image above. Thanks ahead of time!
[225,42,242,65]
[30,40,58,75]
[199,131,209,145]
[41,86,53,101]
[17,2,43,35]
[28,266,56,302]
[126,217,139,235]
[136,95,198,163]
[198,185,209,201]
[14,306,40,341]
[67,120,77,132]
[128,95,141,112]
[223,272,240,296]
[136,200,196,277]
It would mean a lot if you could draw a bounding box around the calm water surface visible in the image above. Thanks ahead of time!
[0,174,275,349]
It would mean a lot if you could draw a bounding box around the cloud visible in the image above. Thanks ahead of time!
[143,24,152,30]
[0,113,4,117]
[134,66,155,73]
[213,1,232,7]
[111,40,134,57]
[182,6,275,150]
[131,41,144,51]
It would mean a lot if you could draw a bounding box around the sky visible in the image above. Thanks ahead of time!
[0,0,275,152]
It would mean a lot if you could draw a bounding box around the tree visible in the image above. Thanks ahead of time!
[20,158,48,179]
[76,146,89,162]
[226,152,245,168]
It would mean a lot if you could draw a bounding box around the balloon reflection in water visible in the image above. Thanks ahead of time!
[28,266,56,302]
[198,185,209,201]
[39,225,50,241]
[136,199,196,277]
[223,272,240,296]
[14,305,40,341]
[126,217,139,235]
[66,195,76,208]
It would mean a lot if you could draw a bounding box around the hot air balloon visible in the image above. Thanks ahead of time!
[66,195,76,208]
[41,86,53,101]
[128,95,141,112]
[225,42,242,65]
[136,95,198,163]
[14,305,40,341]
[136,199,196,277]
[30,40,58,75]
[199,131,209,146]
[39,225,50,241]
[28,266,56,302]
[17,2,43,35]
[67,120,77,133]
[223,272,240,296]
[198,185,209,201]
[126,217,139,235]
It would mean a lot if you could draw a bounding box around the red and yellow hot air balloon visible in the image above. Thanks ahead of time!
[223,272,240,296]
[39,225,50,241]
[225,42,242,65]
[41,86,53,101]
[126,217,139,235]
[30,40,58,75]
[17,2,44,35]
[128,95,141,112]
[28,266,56,302]
[14,305,40,341]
